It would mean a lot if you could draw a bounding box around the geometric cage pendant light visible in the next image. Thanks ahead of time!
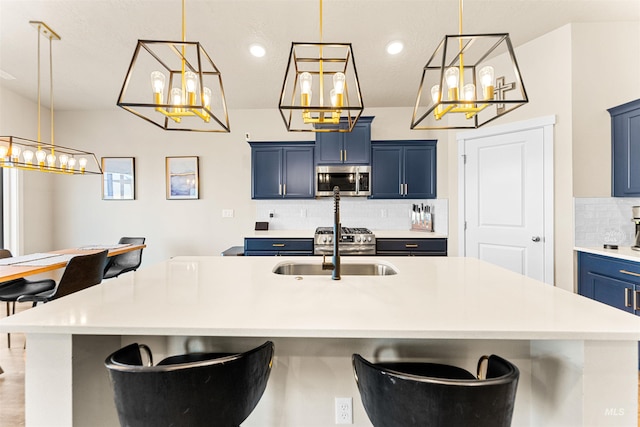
[0,21,101,175]
[117,0,230,132]
[278,0,364,132]
[411,0,528,130]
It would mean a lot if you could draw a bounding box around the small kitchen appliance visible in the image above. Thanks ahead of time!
[314,227,375,255]
[315,166,371,197]
[632,206,640,251]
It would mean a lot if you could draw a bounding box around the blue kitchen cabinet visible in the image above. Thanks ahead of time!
[371,140,437,199]
[577,252,640,366]
[315,117,373,165]
[244,238,314,256]
[250,142,314,199]
[376,238,447,256]
[609,99,640,197]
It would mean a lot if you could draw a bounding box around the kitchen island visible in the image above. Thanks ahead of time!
[1,256,639,426]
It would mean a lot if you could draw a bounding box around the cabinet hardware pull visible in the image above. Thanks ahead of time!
[279,184,282,195]
[619,269,640,277]
[404,183,408,195]
[405,244,419,248]
[340,150,343,162]
[344,150,347,162]
[625,288,632,307]
[635,290,640,311]
[272,243,286,247]
[399,183,403,195]
[283,184,286,196]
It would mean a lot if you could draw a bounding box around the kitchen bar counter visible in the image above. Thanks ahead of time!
[1,256,638,426]
[575,245,640,263]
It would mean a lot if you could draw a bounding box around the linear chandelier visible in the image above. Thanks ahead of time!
[117,0,230,132]
[278,0,364,132]
[0,21,101,175]
[411,0,528,130]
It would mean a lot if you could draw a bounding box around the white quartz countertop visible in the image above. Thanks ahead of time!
[246,229,448,239]
[2,256,639,341]
[575,246,640,263]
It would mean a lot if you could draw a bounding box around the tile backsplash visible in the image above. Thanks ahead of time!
[256,198,448,234]
[574,197,640,246]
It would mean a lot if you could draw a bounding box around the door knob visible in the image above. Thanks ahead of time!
[532,236,541,242]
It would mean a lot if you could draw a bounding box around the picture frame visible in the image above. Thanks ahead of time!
[166,156,199,200]
[101,157,135,200]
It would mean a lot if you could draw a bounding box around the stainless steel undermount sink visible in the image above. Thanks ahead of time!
[272,261,398,276]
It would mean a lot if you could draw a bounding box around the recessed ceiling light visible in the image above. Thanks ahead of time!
[249,44,266,58]
[386,41,404,55]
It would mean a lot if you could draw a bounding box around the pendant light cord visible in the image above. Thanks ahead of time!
[36,24,41,145]
[319,0,324,106]
[458,0,465,89]
[50,33,54,153]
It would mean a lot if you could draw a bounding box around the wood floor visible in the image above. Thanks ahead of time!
[0,303,639,426]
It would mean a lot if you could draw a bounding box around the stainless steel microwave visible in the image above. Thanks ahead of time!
[315,165,371,197]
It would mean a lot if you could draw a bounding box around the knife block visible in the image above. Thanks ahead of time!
[411,213,433,232]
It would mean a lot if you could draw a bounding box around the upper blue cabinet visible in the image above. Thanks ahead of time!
[370,140,437,199]
[250,142,314,199]
[315,117,374,165]
[609,99,640,197]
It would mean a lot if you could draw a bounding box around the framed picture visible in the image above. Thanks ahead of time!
[102,157,135,200]
[166,156,199,200]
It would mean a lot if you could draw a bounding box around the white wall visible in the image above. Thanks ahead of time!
[46,107,447,267]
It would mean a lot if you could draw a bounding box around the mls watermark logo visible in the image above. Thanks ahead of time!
[604,407,625,416]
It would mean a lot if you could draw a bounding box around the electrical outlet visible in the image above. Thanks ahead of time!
[381,208,388,218]
[222,209,234,218]
[300,208,307,218]
[335,397,352,424]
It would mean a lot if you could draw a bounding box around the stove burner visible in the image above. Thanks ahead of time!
[315,227,372,235]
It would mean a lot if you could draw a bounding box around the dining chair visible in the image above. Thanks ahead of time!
[105,340,274,427]
[0,249,56,347]
[13,250,108,305]
[352,353,519,427]
[103,237,145,279]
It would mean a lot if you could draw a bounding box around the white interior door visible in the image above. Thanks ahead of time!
[463,127,546,281]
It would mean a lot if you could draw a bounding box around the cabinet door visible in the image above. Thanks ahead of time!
[371,146,403,198]
[404,144,436,199]
[252,147,282,199]
[283,147,314,198]
[342,122,370,164]
[586,272,636,313]
[611,100,640,196]
[316,131,343,164]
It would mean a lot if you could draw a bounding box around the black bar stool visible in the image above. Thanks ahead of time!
[352,353,519,427]
[105,341,274,427]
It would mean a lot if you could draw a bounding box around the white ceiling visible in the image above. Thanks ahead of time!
[1,0,638,111]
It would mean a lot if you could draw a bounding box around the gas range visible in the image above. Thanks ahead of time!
[314,227,376,255]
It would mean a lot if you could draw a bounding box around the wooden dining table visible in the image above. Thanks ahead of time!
[0,244,146,282]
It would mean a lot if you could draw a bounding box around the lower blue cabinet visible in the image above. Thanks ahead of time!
[244,238,314,256]
[577,252,640,366]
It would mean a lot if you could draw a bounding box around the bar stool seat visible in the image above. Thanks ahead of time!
[105,341,274,427]
[352,353,519,427]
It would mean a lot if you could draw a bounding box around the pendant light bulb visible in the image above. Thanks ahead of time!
[463,84,475,101]
[78,157,87,173]
[35,149,47,166]
[479,65,495,100]
[171,88,182,110]
[185,71,198,105]
[333,72,345,94]
[67,157,76,170]
[430,85,440,103]
[299,72,312,106]
[203,87,212,108]
[46,153,56,167]
[150,71,165,104]
[59,154,69,169]
[445,67,459,100]
[0,146,8,159]
[23,150,34,165]
[10,145,21,161]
